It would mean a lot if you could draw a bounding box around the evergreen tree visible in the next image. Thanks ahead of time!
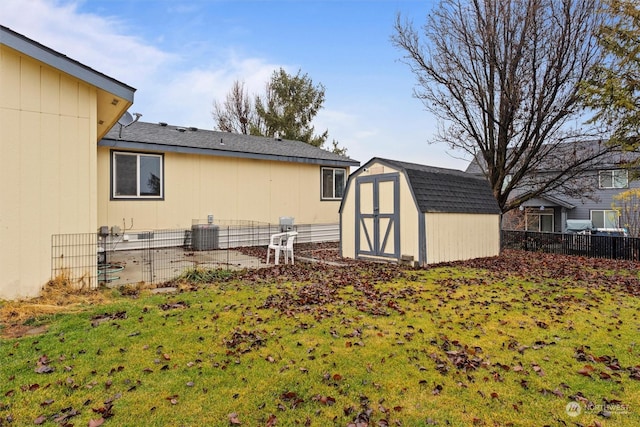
[582,0,640,150]
[253,68,328,147]
[212,68,346,154]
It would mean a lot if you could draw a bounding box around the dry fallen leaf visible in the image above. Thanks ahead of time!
[228,412,241,425]
[88,418,105,427]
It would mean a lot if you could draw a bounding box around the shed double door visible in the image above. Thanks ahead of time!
[355,173,400,259]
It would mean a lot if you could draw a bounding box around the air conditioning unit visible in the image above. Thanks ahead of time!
[191,224,219,251]
[279,216,294,232]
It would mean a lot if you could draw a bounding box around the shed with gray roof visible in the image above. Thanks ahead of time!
[339,158,501,265]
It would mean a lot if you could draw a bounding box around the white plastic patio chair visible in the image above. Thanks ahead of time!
[266,232,286,265]
[282,231,298,265]
[266,231,298,265]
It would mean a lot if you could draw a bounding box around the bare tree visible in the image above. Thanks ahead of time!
[212,80,253,134]
[212,69,347,154]
[392,0,620,212]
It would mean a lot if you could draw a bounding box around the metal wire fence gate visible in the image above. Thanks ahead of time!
[51,233,99,289]
[137,221,278,284]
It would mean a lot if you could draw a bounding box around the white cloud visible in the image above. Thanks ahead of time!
[1,0,172,84]
[137,55,286,128]
[0,0,283,130]
[0,0,469,170]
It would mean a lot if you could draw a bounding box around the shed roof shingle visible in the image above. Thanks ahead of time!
[374,158,501,214]
[100,121,359,167]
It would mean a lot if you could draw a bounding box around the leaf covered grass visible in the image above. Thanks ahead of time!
[1,250,639,426]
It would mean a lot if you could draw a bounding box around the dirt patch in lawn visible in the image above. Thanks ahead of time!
[0,276,110,339]
[1,323,49,339]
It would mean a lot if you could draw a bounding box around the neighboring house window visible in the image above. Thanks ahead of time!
[591,210,619,229]
[501,174,512,192]
[598,169,628,189]
[526,210,554,232]
[321,167,346,200]
[112,151,163,199]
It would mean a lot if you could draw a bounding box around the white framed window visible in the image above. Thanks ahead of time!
[321,167,346,200]
[591,210,619,228]
[526,211,554,232]
[112,151,163,199]
[598,169,628,189]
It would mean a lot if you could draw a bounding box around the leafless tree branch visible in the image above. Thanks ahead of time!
[392,0,618,212]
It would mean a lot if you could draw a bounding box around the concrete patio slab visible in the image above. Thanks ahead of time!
[98,248,266,287]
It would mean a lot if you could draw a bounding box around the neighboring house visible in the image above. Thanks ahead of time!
[0,26,358,300]
[98,121,359,238]
[465,147,640,233]
[340,158,501,265]
[1,25,135,300]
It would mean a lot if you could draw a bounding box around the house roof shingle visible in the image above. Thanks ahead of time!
[373,158,501,214]
[465,140,638,175]
[100,121,359,167]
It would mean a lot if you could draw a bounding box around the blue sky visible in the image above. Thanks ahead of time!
[2,0,469,169]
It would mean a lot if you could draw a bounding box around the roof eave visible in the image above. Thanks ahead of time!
[1,25,135,102]
[99,138,360,167]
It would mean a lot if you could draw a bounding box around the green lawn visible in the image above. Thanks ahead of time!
[1,250,639,426]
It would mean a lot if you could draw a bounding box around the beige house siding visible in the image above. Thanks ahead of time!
[97,147,344,230]
[0,46,97,298]
[0,27,134,300]
[425,213,501,264]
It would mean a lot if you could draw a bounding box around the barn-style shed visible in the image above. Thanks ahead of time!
[339,158,502,265]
